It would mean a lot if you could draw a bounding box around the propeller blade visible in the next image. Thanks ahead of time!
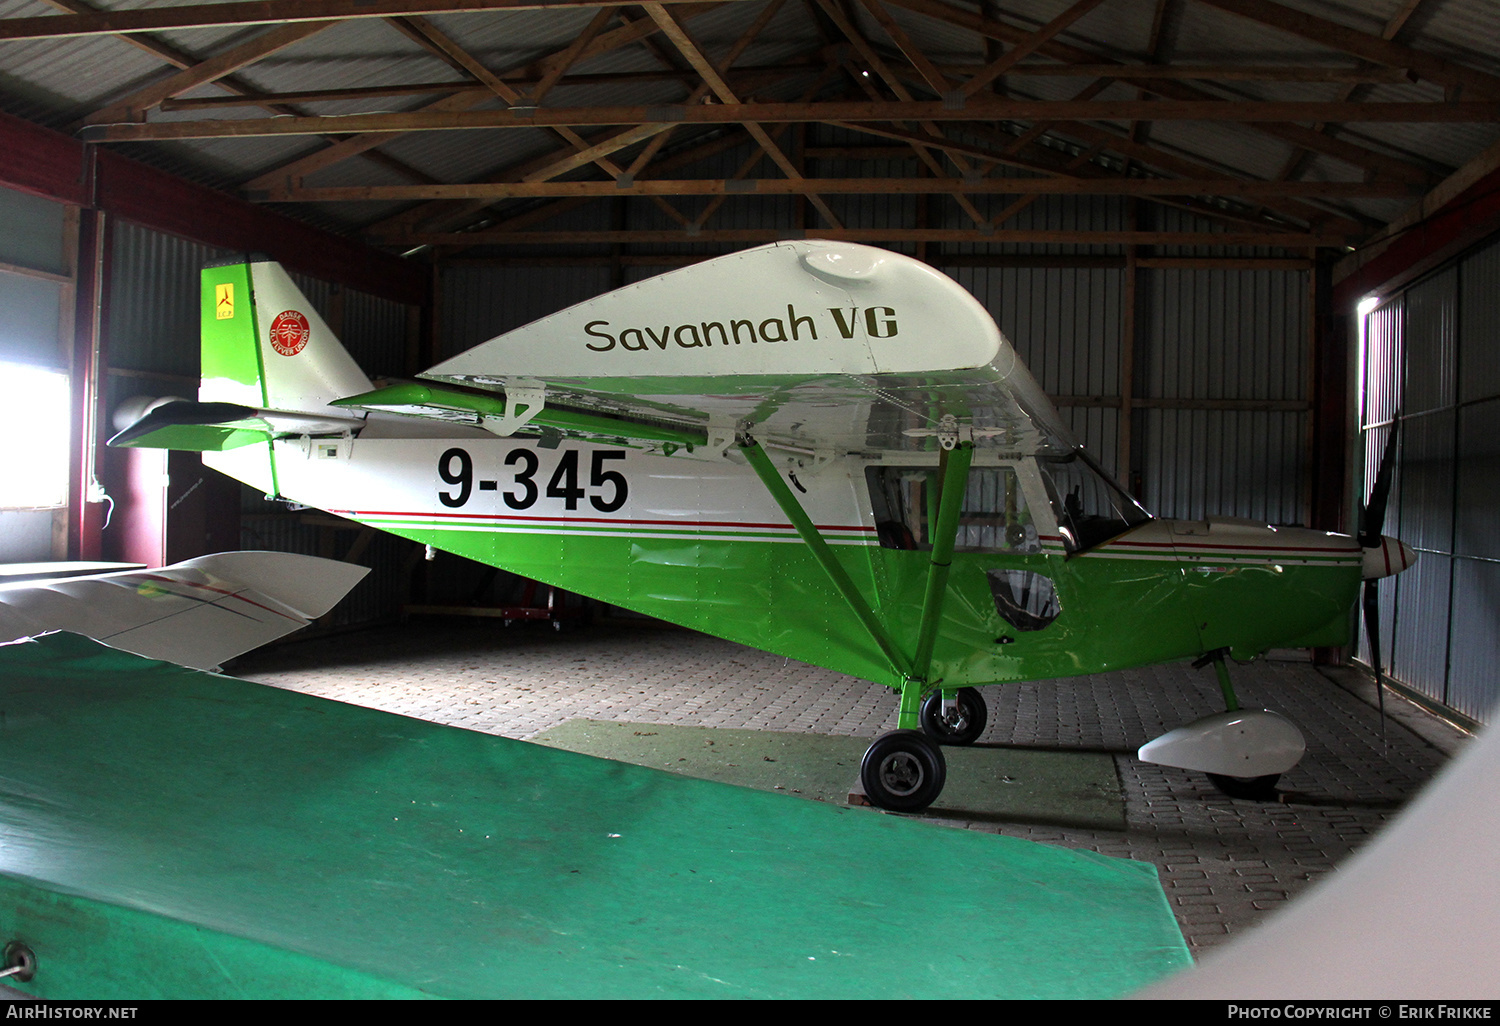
[1360,419,1400,547]
[1362,578,1385,733]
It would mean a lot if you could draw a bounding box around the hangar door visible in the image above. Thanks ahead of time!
[1360,235,1500,726]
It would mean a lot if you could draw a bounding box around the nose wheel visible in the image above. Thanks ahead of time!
[859,730,947,812]
[1206,773,1281,801]
[918,687,988,745]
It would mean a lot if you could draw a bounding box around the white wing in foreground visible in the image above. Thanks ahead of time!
[0,552,369,670]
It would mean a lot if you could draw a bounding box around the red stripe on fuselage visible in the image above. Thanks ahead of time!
[329,509,874,532]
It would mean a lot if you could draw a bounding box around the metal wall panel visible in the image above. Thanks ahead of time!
[1403,267,1458,416]
[1398,408,1455,554]
[108,221,228,378]
[1140,409,1306,524]
[953,265,1122,399]
[1454,397,1500,561]
[1390,552,1452,707]
[342,287,410,379]
[1447,558,1500,722]
[1459,238,1500,404]
[440,263,615,359]
[1356,232,1500,725]
[1363,296,1403,428]
[1138,263,1308,522]
[1144,267,1308,402]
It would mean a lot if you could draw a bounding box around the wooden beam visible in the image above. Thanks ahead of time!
[439,251,1315,269]
[258,177,1419,202]
[381,226,1351,246]
[82,21,338,125]
[959,0,1108,99]
[1192,0,1500,100]
[642,2,843,228]
[88,99,1500,141]
[859,0,955,95]
[882,0,1440,185]
[525,5,616,104]
[814,0,987,224]
[160,64,818,110]
[382,1,790,243]
[1332,138,1500,311]
[237,5,711,192]
[0,0,712,40]
[1002,63,1419,83]
[0,110,428,306]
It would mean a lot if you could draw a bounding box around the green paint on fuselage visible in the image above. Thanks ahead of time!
[367,520,1357,693]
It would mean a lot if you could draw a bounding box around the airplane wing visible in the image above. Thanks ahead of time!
[344,242,1080,459]
[0,552,369,670]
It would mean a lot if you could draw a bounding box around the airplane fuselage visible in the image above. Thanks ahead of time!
[208,426,1361,693]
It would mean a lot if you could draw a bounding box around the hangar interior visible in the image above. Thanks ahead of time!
[0,0,1496,990]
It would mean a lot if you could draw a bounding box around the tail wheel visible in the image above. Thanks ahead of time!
[918,687,988,746]
[860,730,947,812]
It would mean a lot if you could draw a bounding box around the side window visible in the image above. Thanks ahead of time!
[866,465,1041,554]
[986,569,1061,631]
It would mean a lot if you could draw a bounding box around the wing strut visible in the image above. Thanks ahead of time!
[903,442,974,728]
[739,437,911,679]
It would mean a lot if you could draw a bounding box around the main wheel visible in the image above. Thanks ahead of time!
[1207,773,1280,801]
[918,687,988,746]
[860,730,947,812]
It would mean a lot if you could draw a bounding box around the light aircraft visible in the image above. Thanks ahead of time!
[109,242,1414,811]
[0,551,368,670]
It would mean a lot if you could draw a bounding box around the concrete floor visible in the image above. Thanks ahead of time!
[232,615,1471,956]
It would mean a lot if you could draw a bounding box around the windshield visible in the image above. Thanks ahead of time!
[1037,450,1152,553]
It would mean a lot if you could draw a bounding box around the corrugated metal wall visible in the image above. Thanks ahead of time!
[1138,263,1309,523]
[1359,237,1500,725]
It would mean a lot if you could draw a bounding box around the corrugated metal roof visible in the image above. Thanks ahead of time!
[0,0,1491,250]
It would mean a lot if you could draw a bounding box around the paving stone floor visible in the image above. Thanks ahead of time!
[231,615,1471,956]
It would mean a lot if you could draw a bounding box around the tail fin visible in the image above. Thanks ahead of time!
[201,257,372,416]
[109,258,371,456]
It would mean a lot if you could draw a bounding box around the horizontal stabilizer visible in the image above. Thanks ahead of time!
[108,398,364,451]
[0,552,370,669]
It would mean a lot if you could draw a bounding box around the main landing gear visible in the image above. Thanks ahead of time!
[859,686,990,812]
[741,433,981,815]
[859,731,948,812]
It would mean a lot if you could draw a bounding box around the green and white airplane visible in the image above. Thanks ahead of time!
[111,242,1413,811]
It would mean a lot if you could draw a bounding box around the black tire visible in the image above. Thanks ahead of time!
[918,687,988,746]
[860,730,947,812]
[1207,773,1281,801]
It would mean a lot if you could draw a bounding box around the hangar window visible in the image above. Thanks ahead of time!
[867,465,1040,554]
[0,362,69,509]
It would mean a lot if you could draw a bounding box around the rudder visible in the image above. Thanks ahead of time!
[201,257,372,416]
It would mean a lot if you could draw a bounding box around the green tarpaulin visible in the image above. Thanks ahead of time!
[0,632,1189,999]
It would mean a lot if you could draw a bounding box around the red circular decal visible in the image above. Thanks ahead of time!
[269,310,310,357]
